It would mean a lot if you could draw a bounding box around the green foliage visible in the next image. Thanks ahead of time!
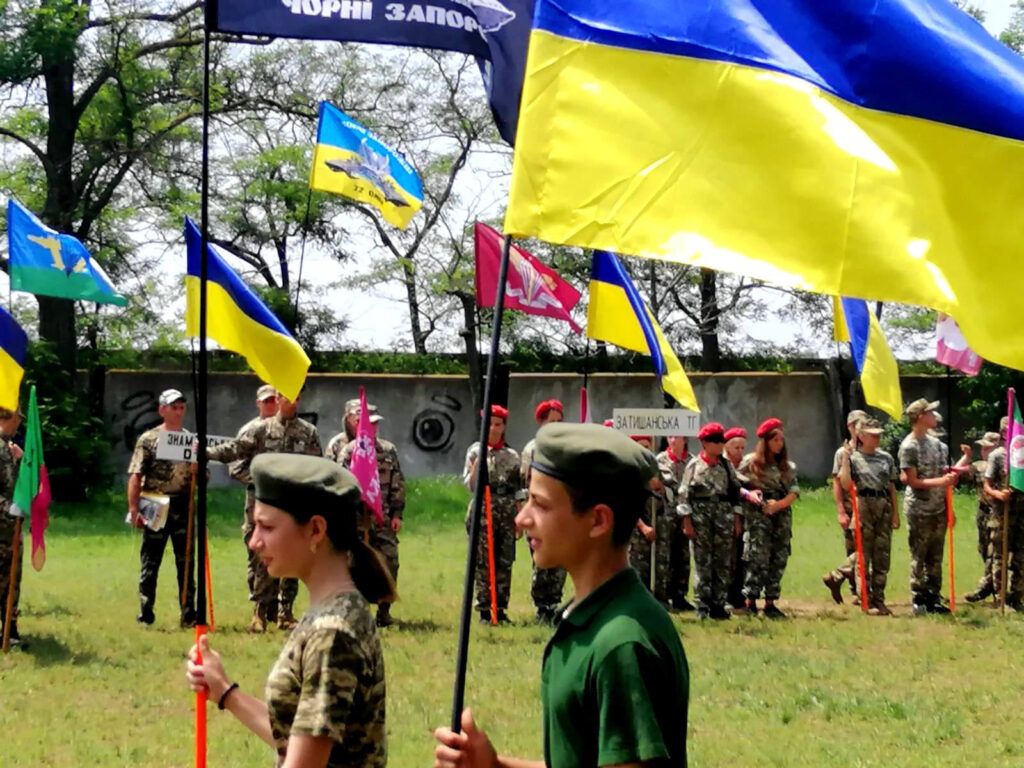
[23,341,109,500]
[956,363,1024,434]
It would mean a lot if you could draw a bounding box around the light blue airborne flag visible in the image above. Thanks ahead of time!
[207,0,532,145]
[309,102,424,229]
[6,199,126,306]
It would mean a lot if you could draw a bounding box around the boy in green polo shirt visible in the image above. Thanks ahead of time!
[435,423,690,768]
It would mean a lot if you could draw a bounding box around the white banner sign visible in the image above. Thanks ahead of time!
[612,408,701,437]
[155,430,233,463]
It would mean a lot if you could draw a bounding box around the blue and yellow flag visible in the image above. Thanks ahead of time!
[837,298,902,422]
[310,102,423,229]
[505,0,1024,372]
[184,218,309,401]
[0,306,27,413]
[588,251,698,412]
[6,199,126,306]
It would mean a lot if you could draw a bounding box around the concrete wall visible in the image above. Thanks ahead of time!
[104,370,843,485]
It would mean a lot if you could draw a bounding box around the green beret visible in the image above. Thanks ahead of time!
[531,423,658,492]
[251,453,363,516]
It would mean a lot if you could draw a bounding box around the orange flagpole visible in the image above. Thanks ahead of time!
[194,624,208,768]
[946,484,956,613]
[485,486,498,625]
[849,483,869,612]
[204,530,215,633]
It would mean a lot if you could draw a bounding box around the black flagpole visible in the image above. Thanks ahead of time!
[194,12,212,768]
[450,232,513,731]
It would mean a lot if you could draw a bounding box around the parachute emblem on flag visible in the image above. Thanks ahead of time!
[507,248,562,311]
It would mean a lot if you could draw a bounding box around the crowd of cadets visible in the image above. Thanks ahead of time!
[121,388,1018,636]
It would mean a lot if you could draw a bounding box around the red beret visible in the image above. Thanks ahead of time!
[756,418,783,438]
[534,399,564,422]
[630,435,650,443]
[723,427,746,441]
[697,422,725,441]
[602,419,614,428]
[480,404,509,421]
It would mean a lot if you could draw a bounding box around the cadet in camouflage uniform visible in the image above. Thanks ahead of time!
[520,398,567,623]
[0,408,23,642]
[464,404,520,624]
[628,435,673,605]
[336,403,406,628]
[208,390,322,632]
[127,389,195,626]
[831,410,868,598]
[899,398,957,615]
[187,455,392,768]
[325,398,369,463]
[657,435,695,612]
[740,418,799,619]
[965,431,1001,603]
[723,427,748,609]
[679,423,744,620]
[823,419,899,615]
[984,417,1024,610]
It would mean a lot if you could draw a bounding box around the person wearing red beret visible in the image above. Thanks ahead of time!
[656,436,696,612]
[628,434,672,604]
[679,422,744,619]
[520,399,567,623]
[463,404,521,624]
[723,427,750,610]
[738,418,799,619]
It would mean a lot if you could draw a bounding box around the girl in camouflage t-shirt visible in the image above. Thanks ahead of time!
[187,454,395,767]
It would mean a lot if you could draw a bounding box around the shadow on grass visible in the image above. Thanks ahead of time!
[28,603,77,618]
[21,634,101,667]
[387,618,443,633]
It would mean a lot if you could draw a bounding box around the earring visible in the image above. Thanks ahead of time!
[310,542,317,554]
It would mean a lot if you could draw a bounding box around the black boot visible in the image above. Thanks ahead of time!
[478,610,492,625]
[376,603,395,628]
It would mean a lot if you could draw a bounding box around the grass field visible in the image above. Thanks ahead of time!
[1,478,1023,767]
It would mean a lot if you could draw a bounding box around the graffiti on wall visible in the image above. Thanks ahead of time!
[411,393,462,453]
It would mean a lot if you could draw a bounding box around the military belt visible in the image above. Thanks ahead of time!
[691,494,727,503]
[763,491,788,501]
[855,488,888,499]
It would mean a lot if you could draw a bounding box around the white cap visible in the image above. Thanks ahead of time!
[159,388,186,406]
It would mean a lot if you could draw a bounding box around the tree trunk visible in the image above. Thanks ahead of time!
[458,294,483,416]
[402,260,427,354]
[40,38,80,377]
[699,268,722,372]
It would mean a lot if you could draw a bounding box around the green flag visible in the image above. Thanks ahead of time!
[12,386,51,571]
[1009,396,1024,493]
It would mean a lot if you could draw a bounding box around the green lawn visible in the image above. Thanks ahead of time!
[1,479,1021,767]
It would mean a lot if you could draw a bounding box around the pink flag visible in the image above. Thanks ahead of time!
[350,386,383,526]
[579,387,591,423]
[936,313,982,376]
[474,222,582,332]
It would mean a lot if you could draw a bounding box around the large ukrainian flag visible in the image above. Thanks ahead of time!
[184,218,309,401]
[588,251,698,412]
[505,1,1024,371]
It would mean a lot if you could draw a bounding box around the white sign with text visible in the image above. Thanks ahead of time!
[155,430,233,463]
[612,408,701,437]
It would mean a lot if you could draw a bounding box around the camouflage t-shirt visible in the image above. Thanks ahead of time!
[0,435,19,516]
[337,438,407,519]
[462,442,521,497]
[986,446,1008,486]
[127,427,192,495]
[677,455,740,518]
[899,433,950,515]
[265,591,386,768]
[520,438,537,490]
[208,415,322,470]
[848,449,897,494]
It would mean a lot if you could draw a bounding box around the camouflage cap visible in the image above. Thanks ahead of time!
[345,398,379,416]
[846,409,868,426]
[251,453,363,524]
[976,431,1002,447]
[857,418,884,435]
[256,384,277,401]
[531,422,658,493]
[904,398,940,420]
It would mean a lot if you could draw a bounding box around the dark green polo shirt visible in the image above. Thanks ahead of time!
[541,568,689,767]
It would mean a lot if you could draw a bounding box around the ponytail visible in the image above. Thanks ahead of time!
[350,539,397,604]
